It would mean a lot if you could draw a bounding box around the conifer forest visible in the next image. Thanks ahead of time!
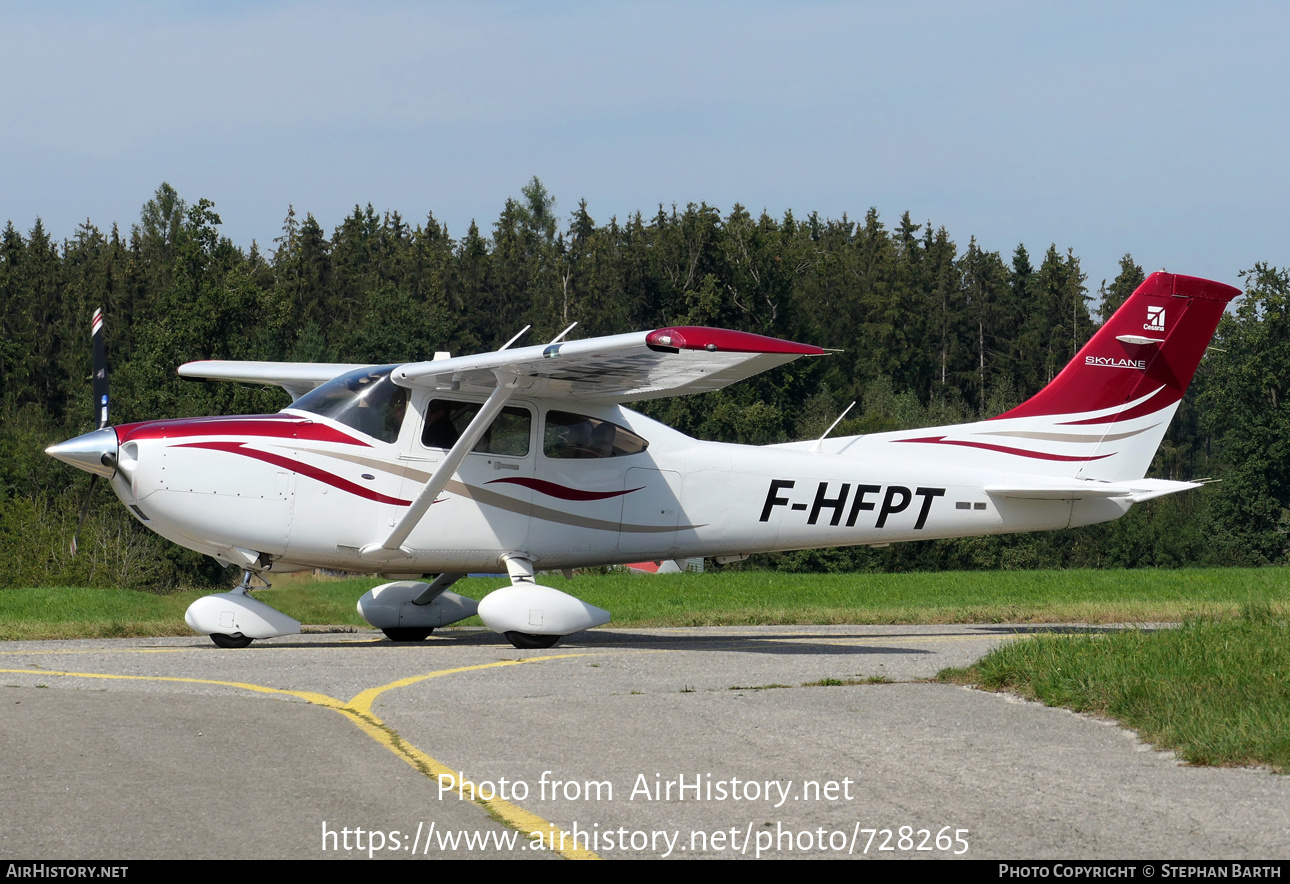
[3,181,1287,589]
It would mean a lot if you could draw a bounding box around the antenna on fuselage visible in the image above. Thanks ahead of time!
[809,401,856,454]
[498,325,531,351]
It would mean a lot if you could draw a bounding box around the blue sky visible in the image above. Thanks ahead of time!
[2,1,1286,294]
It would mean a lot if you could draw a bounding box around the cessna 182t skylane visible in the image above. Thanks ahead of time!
[46,272,1239,649]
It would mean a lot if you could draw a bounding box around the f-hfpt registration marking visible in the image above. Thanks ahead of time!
[759,480,946,530]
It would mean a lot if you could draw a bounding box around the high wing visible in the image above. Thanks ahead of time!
[178,361,378,401]
[353,325,821,559]
[177,327,824,404]
[391,327,825,402]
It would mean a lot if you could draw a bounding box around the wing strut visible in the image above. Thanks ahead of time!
[361,373,521,559]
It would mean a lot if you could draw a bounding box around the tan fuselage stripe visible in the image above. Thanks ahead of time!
[974,423,1159,443]
[289,447,699,533]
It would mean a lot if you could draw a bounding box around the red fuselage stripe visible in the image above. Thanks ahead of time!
[896,436,1114,462]
[485,476,644,501]
[1057,397,1174,427]
[116,417,370,447]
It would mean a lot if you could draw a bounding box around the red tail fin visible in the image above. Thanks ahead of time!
[995,272,1240,422]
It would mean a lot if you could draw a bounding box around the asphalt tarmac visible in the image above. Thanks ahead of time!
[1,625,1286,860]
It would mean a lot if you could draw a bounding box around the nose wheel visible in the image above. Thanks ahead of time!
[209,633,253,649]
[189,567,299,649]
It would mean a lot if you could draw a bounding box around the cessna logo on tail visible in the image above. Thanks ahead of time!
[1145,305,1166,331]
[1085,356,1147,370]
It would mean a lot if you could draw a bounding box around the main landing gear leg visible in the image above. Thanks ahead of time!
[500,557,561,650]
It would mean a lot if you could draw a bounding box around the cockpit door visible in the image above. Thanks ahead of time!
[529,407,661,563]
[396,394,535,561]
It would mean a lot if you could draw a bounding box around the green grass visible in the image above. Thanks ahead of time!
[937,603,1290,772]
[3,567,1289,640]
[0,585,201,640]
[729,683,791,691]
[562,568,1290,626]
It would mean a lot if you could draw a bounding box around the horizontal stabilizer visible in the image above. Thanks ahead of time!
[985,478,1203,503]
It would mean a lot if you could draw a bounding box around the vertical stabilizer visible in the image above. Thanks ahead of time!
[876,272,1240,482]
[995,272,1239,426]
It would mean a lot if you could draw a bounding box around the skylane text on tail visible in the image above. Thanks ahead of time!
[46,272,1240,649]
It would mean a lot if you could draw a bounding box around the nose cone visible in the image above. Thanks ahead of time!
[46,427,118,478]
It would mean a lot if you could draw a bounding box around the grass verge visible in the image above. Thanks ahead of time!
[0,586,201,640]
[936,603,1290,773]
[3,567,1290,640]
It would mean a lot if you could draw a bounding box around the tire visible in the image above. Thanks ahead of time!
[504,631,561,649]
[382,627,434,642]
[210,633,253,649]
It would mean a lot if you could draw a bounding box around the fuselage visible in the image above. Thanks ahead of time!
[106,388,1130,576]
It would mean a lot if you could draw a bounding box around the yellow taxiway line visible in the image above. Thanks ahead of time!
[1,653,603,860]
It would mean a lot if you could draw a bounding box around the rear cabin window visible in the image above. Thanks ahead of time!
[543,411,649,459]
[422,399,532,457]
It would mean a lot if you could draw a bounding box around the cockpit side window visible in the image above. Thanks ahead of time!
[289,366,408,444]
[543,411,649,459]
[422,399,532,457]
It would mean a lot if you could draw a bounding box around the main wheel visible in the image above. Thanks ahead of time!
[504,631,561,649]
[210,633,253,649]
[382,627,434,642]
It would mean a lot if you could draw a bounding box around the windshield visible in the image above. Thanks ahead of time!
[288,366,408,443]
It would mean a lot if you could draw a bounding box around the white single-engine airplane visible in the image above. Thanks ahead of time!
[47,272,1239,649]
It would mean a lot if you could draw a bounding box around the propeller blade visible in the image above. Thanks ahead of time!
[71,475,98,556]
[72,308,110,555]
[92,307,109,429]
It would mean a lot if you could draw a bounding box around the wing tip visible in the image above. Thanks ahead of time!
[647,326,825,356]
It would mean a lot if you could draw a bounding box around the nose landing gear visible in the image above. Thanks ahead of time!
[186,567,301,649]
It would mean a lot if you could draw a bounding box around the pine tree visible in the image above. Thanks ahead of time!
[1100,253,1145,321]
